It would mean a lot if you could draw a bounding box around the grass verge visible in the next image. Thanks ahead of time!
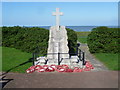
[94,53,119,70]
[77,37,87,44]
[2,47,32,73]
[76,32,90,44]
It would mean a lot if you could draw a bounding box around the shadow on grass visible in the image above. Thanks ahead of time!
[2,57,33,76]
[1,58,33,88]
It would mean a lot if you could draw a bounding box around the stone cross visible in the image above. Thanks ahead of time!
[52,8,63,30]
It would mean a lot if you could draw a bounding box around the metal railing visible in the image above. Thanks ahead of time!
[32,50,86,66]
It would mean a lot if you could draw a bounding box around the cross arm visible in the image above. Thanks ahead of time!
[60,12,63,15]
[52,12,56,16]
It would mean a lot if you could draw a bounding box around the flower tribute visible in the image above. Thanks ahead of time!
[26,61,94,73]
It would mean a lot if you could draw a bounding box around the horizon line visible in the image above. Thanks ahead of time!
[1,25,118,27]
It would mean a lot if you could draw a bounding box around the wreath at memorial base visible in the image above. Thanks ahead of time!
[26,61,94,73]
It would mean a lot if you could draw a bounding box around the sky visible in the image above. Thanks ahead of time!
[2,2,118,26]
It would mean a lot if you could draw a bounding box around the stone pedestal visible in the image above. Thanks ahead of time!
[47,26,69,65]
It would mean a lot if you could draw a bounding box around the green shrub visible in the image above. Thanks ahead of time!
[87,26,119,53]
[2,26,49,55]
[2,26,77,55]
[66,28,77,55]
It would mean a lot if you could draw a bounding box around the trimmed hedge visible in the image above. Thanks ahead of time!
[2,26,77,55]
[87,26,119,53]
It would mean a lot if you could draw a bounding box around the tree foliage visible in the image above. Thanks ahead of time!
[87,26,119,53]
[2,26,77,55]
[2,26,49,54]
[66,28,77,55]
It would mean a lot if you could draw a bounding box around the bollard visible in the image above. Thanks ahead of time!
[32,53,35,66]
[78,49,82,61]
[58,52,60,65]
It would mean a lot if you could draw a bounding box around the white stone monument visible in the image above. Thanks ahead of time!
[47,8,69,65]
[34,8,83,68]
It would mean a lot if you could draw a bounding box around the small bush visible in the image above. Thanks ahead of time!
[87,26,119,53]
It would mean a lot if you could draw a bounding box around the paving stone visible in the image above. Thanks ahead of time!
[79,43,109,71]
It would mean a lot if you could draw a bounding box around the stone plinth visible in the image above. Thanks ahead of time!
[47,26,69,65]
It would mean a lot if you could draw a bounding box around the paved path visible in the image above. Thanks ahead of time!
[1,71,118,88]
[79,43,109,71]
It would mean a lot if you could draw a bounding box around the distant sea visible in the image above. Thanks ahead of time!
[27,26,118,32]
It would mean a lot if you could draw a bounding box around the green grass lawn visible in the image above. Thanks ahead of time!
[94,53,119,70]
[77,36,88,44]
[76,32,90,44]
[2,47,32,73]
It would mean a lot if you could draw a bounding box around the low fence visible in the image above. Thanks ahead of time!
[32,48,86,66]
